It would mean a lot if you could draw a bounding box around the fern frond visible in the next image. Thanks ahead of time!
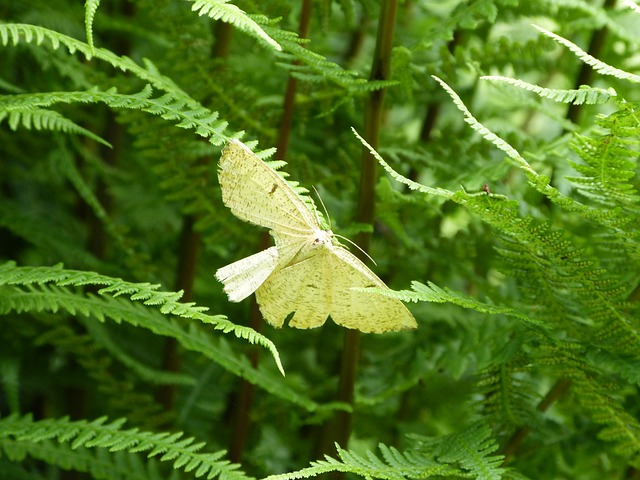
[567,107,640,212]
[477,359,541,431]
[188,0,281,51]
[0,262,284,376]
[0,108,111,146]
[259,22,395,93]
[0,440,162,480]
[0,414,251,480]
[84,0,100,53]
[481,76,617,105]
[364,131,640,355]
[351,127,453,199]
[264,443,460,480]
[415,422,506,480]
[540,345,640,457]
[0,85,229,142]
[533,25,640,84]
[0,24,220,119]
[429,77,639,242]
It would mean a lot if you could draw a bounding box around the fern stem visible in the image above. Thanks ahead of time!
[157,215,202,411]
[565,0,615,125]
[276,0,313,159]
[228,233,269,463]
[212,20,234,59]
[335,0,399,449]
[228,1,314,462]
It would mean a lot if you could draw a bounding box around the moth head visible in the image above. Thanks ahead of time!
[312,229,333,247]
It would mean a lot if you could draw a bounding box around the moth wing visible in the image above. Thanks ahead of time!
[218,140,319,237]
[255,246,417,333]
[216,247,279,302]
[329,247,417,333]
[255,249,332,329]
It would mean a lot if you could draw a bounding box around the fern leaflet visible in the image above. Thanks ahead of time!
[0,414,250,480]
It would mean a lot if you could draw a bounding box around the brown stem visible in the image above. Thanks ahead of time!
[228,0,314,462]
[566,0,616,124]
[333,0,399,451]
[212,20,234,59]
[157,215,201,411]
[276,0,313,159]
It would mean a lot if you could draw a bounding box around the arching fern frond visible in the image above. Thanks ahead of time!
[429,77,638,243]
[259,20,396,93]
[0,262,284,376]
[188,0,281,51]
[0,108,111,146]
[0,24,221,120]
[0,414,250,480]
[1,439,163,480]
[267,423,506,480]
[264,443,460,480]
[481,76,617,105]
[0,85,229,142]
[533,25,640,84]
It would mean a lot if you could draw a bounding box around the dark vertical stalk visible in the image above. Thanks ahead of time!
[334,0,399,451]
[566,0,616,124]
[157,215,201,411]
[228,0,314,463]
[276,0,313,159]
[157,9,237,414]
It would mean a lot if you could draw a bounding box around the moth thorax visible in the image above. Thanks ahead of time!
[312,229,333,247]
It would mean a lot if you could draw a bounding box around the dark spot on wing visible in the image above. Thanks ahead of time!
[269,184,278,194]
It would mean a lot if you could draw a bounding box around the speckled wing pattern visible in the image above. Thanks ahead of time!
[255,245,416,333]
[217,139,319,237]
[216,139,417,333]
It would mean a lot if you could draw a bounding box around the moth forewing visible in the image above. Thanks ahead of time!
[218,140,319,237]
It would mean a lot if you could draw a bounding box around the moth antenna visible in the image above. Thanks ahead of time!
[334,234,378,266]
[311,185,332,229]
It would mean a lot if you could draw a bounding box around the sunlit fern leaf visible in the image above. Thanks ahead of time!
[263,442,461,480]
[533,25,640,84]
[481,76,617,105]
[84,0,100,53]
[188,0,281,51]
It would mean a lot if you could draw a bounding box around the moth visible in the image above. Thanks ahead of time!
[215,139,417,333]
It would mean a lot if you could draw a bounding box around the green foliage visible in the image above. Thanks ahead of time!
[0,414,248,480]
[2,1,640,479]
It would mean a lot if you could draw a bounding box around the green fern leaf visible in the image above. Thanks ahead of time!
[0,415,250,480]
[0,108,111,146]
[188,0,281,51]
[481,76,616,105]
[84,0,100,53]
[533,25,640,83]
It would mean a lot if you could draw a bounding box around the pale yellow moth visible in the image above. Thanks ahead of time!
[215,139,417,333]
